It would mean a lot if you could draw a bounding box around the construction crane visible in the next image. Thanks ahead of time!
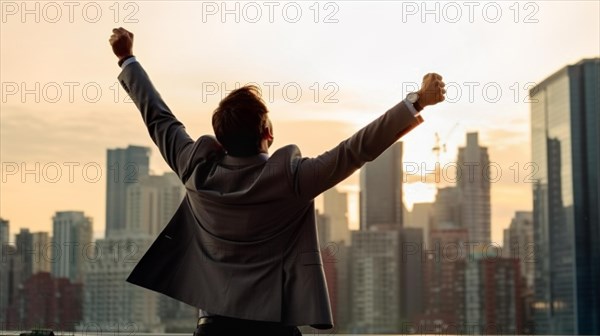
[432,122,459,184]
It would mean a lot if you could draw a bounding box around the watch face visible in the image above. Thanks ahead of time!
[407,92,419,103]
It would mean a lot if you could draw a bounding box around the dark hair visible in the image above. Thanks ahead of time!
[212,85,270,157]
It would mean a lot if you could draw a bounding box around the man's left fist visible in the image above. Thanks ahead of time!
[109,27,134,60]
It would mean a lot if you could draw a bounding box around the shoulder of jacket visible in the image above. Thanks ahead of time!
[195,135,225,155]
[272,144,301,156]
[180,135,224,182]
[270,144,303,166]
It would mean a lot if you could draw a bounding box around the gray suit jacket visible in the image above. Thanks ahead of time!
[118,61,423,329]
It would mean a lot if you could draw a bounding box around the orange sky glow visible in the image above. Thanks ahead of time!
[1,1,599,244]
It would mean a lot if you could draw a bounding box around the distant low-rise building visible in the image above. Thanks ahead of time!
[5,272,82,331]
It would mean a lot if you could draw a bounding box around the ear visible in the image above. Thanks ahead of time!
[260,123,274,150]
[264,127,273,140]
[263,120,273,140]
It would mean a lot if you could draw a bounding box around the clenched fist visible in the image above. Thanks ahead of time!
[418,73,446,107]
[109,27,134,60]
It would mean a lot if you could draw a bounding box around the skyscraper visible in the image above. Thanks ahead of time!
[320,191,352,333]
[503,211,535,332]
[15,229,51,280]
[125,172,184,236]
[323,187,350,245]
[400,227,424,323]
[360,142,403,230]
[0,218,9,321]
[315,211,331,248]
[106,145,150,237]
[530,58,599,335]
[503,211,534,288]
[433,186,461,230]
[406,202,433,247]
[0,218,8,246]
[457,132,491,245]
[51,211,93,283]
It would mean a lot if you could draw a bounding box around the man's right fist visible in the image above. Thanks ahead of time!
[417,73,446,107]
[109,27,134,60]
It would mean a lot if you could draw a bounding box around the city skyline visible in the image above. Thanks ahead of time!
[2,2,599,245]
[0,125,589,243]
[2,129,539,243]
[0,50,597,333]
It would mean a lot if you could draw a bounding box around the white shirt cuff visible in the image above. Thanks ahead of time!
[121,56,138,69]
[403,98,420,117]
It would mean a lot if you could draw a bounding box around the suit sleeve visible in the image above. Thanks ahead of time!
[118,62,195,179]
[292,100,424,200]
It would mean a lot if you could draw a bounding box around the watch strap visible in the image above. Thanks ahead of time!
[413,99,424,112]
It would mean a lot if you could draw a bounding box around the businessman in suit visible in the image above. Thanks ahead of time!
[109,27,446,336]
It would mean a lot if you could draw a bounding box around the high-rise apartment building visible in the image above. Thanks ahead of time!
[465,257,524,335]
[433,186,461,230]
[360,142,404,230]
[125,172,184,236]
[0,218,8,246]
[400,227,424,322]
[503,211,534,288]
[5,272,82,331]
[15,229,51,280]
[0,218,10,322]
[106,145,150,237]
[406,202,433,247]
[457,132,491,245]
[82,234,162,333]
[417,228,469,333]
[323,187,350,245]
[51,211,93,283]
[350,229,401,333]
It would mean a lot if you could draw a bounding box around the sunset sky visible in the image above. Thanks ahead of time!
[1,1,599,244]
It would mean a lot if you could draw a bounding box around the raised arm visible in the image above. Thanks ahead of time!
[292,73,446,200]
[109,27,195,178]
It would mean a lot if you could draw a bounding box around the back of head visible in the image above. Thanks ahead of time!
[212,85,269,157]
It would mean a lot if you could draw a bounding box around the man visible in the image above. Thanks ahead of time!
[109,27,445,336]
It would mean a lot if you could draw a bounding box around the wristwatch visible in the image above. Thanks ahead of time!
[407,92,424,112]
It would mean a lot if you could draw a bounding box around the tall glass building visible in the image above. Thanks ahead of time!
[530,58,599,335]
[105,145,150,237]
[359,142,404,230]
[457,132,491,245]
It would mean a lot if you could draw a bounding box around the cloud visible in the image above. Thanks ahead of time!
[1,104,149,163]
